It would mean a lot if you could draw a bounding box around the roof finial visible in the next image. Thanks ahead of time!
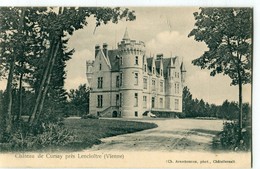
[122,27,130,40]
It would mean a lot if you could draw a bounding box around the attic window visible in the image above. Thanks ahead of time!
[153,67,155,74]
[161,69,163,76]
[99,64,102,70]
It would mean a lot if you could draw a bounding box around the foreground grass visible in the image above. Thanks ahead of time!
[0,118,157,152]
[62,118,158,152]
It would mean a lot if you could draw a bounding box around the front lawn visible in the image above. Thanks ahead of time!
[62,118,157,151]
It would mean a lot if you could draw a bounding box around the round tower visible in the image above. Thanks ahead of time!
[118,29,145,118]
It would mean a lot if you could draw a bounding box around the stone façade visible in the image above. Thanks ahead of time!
[86,29,186,118]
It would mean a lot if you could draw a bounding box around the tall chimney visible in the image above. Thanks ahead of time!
[103,43,108,57]
[95,44,100,58]
[156,53,163,60]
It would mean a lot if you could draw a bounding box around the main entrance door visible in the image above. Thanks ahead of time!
[112,111,117,117]
[152,97,155,108]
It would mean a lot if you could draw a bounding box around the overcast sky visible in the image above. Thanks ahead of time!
[65,7,251,105]
[0,7,251,105]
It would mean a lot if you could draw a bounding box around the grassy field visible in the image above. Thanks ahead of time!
[61,118,158,151]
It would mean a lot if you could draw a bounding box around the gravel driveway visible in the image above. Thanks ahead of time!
[87,118,224,152]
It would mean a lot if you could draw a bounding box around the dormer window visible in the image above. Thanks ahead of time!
[135,56,138,65]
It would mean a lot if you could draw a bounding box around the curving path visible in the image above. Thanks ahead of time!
[86,119,224,152]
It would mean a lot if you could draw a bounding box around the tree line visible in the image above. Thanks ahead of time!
[182,86,251,123]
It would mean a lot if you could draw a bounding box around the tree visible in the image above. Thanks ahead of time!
[188,8,252,137]
[67,84,90,117]
[0,7,136,133]
[28,7,136,126]
[0,7,26,133]
[182,86,193,117]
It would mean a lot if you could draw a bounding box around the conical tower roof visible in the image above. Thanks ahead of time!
[122,27,130,40]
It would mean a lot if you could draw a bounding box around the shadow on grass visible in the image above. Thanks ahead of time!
[190,129,220,135]
[0,118,158,152]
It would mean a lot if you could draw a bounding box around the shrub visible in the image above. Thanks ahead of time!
[1,120,75,151]
[81,114,99,119]
[218,121,251,151]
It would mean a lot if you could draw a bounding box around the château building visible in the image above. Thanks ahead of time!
[86,29,186,118]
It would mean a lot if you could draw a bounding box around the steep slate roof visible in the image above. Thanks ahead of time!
[155,60,161,74]
[107,50,120,71]
[162,57,177,76]
[147,57,153,67]
[146,57,153,72]
[162,58,171,76]
[105,49,179,75]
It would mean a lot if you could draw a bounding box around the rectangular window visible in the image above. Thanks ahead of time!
[135,56,138,65]
[99,64,102,70]
[120,73,123,86]
[144,64,147,72]
[153,67,155,74]
[143,78,147,89]
[175,99,179,110]
[116,94,119,106]
[134,73,138,85]
[119,93,122,107]
[152,80,156,91]
[143,96,147,108]
[116,75,120,87]
[134,93,138,107]
[97,77,103,88]
[175,72,180,78]
[161,69,163,76]
[160,81,163,92]
[97,95,103,108]
[135,111,138,117]
[175,83,180,94]
[160,98,163,108]
[152,97,155,108]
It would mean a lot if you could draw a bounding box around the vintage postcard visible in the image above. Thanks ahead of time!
[0,6,254,168]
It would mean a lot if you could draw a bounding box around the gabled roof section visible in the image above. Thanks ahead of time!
[107,49,120,72]
[96,50,111,69]
[181,61,186,72]
[171,57,177,66]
